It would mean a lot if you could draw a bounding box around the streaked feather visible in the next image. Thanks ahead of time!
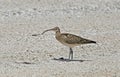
[56,33,96,45]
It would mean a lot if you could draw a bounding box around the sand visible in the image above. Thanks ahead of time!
[0,0,120,77]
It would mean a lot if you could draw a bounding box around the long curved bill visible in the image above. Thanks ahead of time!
[32,28,53,36]
[41,28,54,35]
[41,29,51,35]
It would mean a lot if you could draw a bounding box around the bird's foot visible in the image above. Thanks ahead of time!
[59,57,72,61]
[59,57,64,60]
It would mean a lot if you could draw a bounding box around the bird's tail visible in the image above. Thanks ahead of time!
[81,39,96,44]
[88,40,96,44]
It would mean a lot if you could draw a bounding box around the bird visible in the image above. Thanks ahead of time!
[32,27,96,60]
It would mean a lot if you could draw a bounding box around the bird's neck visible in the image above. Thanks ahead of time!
[55,30,61,36]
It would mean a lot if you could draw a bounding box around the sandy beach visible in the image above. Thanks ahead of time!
[0,0,120,77]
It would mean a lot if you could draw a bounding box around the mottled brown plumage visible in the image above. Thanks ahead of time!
[56,33,96,47]
[36,27,96,60]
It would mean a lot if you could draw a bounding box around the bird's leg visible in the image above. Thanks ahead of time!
[70,48,73,60]
[69,50,71,60]
[69,48,73,60]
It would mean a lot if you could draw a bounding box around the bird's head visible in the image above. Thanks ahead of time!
[41,27,60,35]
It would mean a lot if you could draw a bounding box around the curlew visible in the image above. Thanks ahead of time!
[32,27,96,60]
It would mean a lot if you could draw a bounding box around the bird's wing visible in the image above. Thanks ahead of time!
[60,33,90,44]
[62,33,83,44]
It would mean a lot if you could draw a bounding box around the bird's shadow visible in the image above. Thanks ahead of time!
[15,61,35,65]
[52,57,92,62]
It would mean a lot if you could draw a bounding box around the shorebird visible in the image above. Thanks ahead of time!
[32,27,96,60]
